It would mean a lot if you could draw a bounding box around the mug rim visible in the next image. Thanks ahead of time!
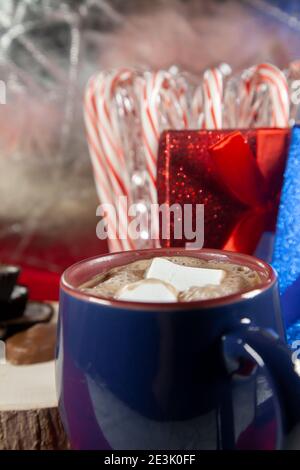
[60,248,277,312]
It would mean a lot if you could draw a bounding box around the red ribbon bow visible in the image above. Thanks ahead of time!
[209,131,286,253]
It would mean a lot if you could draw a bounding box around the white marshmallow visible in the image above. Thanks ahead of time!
[116,279,178,303]
[146,257,225,292]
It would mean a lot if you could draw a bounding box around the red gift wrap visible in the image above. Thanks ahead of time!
[157,129,290,254]
[0,229,108,301]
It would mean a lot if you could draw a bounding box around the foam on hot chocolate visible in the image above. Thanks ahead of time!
[81,256,262,303]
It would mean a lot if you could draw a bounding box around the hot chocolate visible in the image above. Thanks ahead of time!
[80,256,262,303]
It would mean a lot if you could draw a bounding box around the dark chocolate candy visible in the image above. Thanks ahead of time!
[0,285,28,321]
[0,265,20,301]
[6,323,56,365]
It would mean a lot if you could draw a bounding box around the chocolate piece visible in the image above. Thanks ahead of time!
[0,285,28,321]
[0,265,20,301]
[0,301,53,337]
[6,323,57,365]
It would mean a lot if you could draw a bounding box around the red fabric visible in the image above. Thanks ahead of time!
[0,231,108,301]
[19,266,61,301]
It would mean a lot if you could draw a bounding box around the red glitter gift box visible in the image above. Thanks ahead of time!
[157,129,290,254]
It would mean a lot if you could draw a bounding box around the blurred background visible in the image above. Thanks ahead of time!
[0,0,299,299]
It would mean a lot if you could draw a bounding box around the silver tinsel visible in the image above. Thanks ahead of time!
[0,0,126,269]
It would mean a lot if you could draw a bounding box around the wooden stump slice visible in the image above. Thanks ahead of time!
[0,360,69,449]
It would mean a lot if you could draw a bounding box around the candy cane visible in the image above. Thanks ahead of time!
[176,80,190,128]
[255,63,289,127]
[139,72,161,207]
[191,84,204,129]
[164,74,190,129]
[139,71,189,201]
[139,71,171,205]
[138,71,190,246]
[239,63,289,128]
[238,70,265,128]
[138,72,166,247]
[222,76,240,129]
[202,67,224,129]
[85,69,135,251]
[84,74,122,252]
[95,69,136,250]
[192,64,231,129]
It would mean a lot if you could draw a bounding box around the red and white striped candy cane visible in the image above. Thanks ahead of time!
[84,73,123,253]
[164,74,190,129]
[202,67,224,129]
[85,69,135,251]
[239,63,289,128]
[138,71,167,247]
[139,71,189,205]
[238,69,264,128]
[139,71,168,205]
[191,84,204,129]
[138,71,189,246]
[192,65,230,129]
[255,63,289,127]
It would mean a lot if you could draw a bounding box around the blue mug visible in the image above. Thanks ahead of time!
[56,248,300,450]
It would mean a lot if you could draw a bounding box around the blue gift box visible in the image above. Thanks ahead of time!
[272,125,300,342]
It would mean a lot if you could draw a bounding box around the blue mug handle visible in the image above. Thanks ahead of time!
[221,324,300,449]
